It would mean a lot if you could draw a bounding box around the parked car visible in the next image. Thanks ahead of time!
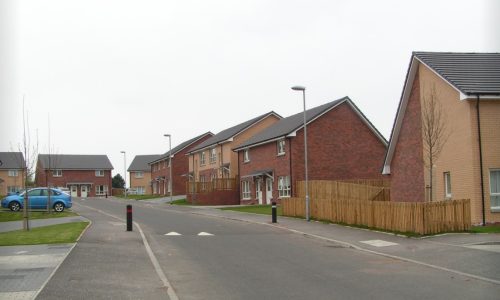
[1,187,72,212]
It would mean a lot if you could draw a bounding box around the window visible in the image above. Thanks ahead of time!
[95,185,108,196]
[490,170,500,211]
[53,169,62,177]
[210,148,217,164]
[7,186,21,193]
[444,172,452,199]
[200,152,206,166]
[277,139,286,155]
[136,186,145,195]
[95,170,104,177]
[200,175,207,191]
[135,171,144,178]
[242,181,251,199]
[28,189,41,197]
[243,149,250,162]
[8,170,18,177]
[278,176,291,198]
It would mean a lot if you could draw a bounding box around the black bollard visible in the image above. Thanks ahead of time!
[272,202,277,223]
[105,192,108,198]
[126,205,133,231]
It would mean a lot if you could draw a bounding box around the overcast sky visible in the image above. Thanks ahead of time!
[1,0,499,185]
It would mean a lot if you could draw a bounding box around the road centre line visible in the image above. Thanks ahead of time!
[73,202,179,300]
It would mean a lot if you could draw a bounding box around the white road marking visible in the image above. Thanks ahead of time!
[165,232,182,236]
[198,232,214,236]
[465,244,500,253]
[360,240,399,247]
[15,250,28,255]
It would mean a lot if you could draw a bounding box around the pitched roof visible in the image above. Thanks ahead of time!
[149,132,214,164]
[234,97,387,151]
[187,112,282,154]
[128,155,161,171]
[383,52,500,174]
[414,52,500,96]
[0,152,25,169]
[38,154,114,170]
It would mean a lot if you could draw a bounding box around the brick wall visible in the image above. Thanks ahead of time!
[390,71,426,202]
[187,190,240,205]
[291,101,388,183]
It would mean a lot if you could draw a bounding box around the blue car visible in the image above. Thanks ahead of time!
[1,188,72,212]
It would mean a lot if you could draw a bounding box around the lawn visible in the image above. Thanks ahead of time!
[220,205,283,216]
[169,199,190,205]
[470,225,500,234]
[0,222,90,246]
[0,210,78,222]
[115,194,167,200]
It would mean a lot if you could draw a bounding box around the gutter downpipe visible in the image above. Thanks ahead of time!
[476,94,486,226]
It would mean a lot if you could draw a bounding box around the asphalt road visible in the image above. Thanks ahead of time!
[40,197,500,299]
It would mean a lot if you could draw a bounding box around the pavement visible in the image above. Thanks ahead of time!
[0,197,499,299]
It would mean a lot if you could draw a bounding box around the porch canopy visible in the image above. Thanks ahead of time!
[241,169,273,180]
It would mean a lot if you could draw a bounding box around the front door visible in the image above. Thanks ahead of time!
[256,180,263,204]
[70,186,78,197]
[81,185,88,198]
[265,178,273,204]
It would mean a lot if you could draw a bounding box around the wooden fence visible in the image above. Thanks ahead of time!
[295,180,390,202]
[186,178,239,194]
[282,197,471,235]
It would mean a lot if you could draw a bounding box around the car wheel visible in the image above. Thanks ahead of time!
[53,202,65,212]
[9,201,21,212]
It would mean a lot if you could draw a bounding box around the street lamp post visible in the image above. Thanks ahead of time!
[120,151,127,198]
[164,134,173,203]
[291,85,310,221]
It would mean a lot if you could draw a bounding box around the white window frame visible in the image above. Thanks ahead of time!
[7,186,21,193]
[200,152,206,166]
[444,172,452,199]
[278,176,291,198]
[277,139,286,156]
[210,148,217,164]
[243,149,250,162]
[242,181,251,200]
[490,169,500,211]
[136,186,145,195]
[53,169,62,177]
[95,185,108,196]
[135,171,144,178]
[8,170,18,177]
[95,170,104,177]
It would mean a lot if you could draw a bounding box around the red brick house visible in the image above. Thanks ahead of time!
[35,154,113,197]
[127,154,161,195]
[149,132,213,196]
[233,97,388,205]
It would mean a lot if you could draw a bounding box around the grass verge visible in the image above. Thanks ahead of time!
[0,210,78,222]
[470,225,500,234]
[115,194,166,200]
[220,205,283,216]
[0,222,89,246]
[169,199,190,205]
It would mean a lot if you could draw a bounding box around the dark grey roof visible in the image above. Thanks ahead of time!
[187,112,282,153]
[0,152,25,169]
[414,52,500,95]
[38,154,114,170]
[149,132,214,164]
[128,155,161,171]
[234,98,349,150]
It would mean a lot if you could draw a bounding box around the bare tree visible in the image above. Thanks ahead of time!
[421,85,449,202]
[14,97,39,230]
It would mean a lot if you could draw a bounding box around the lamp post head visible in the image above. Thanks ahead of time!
[291,86,306,91]
[164,134,171,138]
[120,151,126,154]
